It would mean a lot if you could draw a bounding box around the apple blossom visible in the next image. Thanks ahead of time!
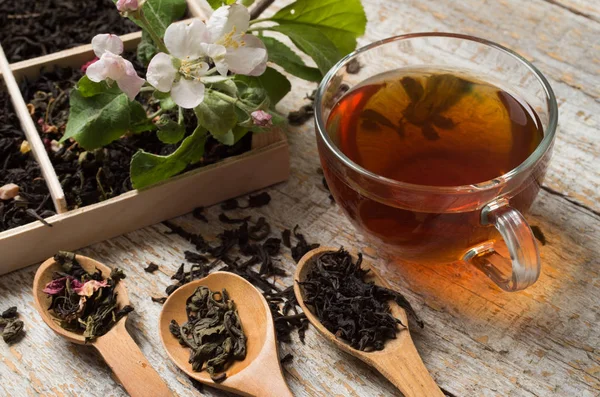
[146,20,211,108]
[86,34,145,100]
[146,5,268,109]
[203,4,267,76]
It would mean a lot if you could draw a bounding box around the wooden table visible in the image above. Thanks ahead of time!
[1,0,599,396]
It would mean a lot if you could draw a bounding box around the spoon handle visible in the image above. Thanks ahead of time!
[373,339,444,397]
[94,321,172,397]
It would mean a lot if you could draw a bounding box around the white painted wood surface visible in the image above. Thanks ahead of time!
[1,0,599,396]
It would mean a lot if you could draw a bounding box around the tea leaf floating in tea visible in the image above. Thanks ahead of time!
[43,251,134,342]
[170,286,247,383]
[299,248,423,351]
[0,306,25,344]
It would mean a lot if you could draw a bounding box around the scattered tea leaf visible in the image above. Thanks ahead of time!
[291,225,320,263]
[152,296,167,304]
[0,306,25,344]
[1,307,18,319]
[144,263,159,273]
[531,225,547,246]
[192,207,209,223]
[248,192,271,208]
[219,213,251,224]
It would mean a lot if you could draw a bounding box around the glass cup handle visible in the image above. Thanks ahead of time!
[463,198,541,292]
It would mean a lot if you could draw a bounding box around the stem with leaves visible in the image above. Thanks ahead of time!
[134,9,169,53]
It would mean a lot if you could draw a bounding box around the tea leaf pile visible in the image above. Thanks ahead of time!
[0,0,138,62]
[43,251,134,342]
[299,248,423,351]
[20,64,251,210]
[170,286,246,382]
[0,90,55,232]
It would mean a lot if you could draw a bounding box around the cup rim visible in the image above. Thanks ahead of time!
[314,32,558,193]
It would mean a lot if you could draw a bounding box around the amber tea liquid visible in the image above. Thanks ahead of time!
[323,69,545,262]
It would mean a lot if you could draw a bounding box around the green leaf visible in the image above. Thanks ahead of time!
[76,76,109,98]
[261,36,321,82]
[130,126,207,189]
[267,24,340,74]
[235,67,291,106]
[130,101,156,133]
[137,30,158,66]
[132,0,187,37]
[153,91,177,111]
[269,0,366,55]
[63,85,136,150]
[156,116,186,144]
[207,0,223,8]
[207,79,238,97]
[194,90,238,135]
[214,126,250,146]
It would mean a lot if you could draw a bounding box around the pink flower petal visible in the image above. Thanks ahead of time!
[81,57,99,73]
[73,280,108,297]
[43,277,69,295]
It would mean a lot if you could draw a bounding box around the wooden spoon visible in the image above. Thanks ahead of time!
[33,254,172,397]
[159,271,293,397]
[295,247,444,397]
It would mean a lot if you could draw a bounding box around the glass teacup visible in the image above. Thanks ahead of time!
[314,33,558,292]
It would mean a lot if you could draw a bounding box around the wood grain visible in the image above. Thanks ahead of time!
[1,0,599,396]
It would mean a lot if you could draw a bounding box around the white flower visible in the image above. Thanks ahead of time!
[146,5,267,109]
[86,34,145,100]
[147,20,211,109]
[204,4,267,76]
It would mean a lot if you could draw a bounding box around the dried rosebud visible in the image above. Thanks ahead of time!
[251,110,272,127]
[80,57,99,73]
[20,140,31,154]
[0,184,20,200]
[116,0,140,12]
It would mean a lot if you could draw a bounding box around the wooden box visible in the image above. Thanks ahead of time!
[0,3,290,275]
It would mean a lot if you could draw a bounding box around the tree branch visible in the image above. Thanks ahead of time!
[250,0,276,20]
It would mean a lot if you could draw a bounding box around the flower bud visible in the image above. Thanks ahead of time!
[251,110,272,127]
[116,0,139,12]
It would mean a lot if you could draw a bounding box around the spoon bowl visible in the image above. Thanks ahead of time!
[294,247,444,397]
[33,254,172,397]
[33,254,128,344]
[159,271,293,397]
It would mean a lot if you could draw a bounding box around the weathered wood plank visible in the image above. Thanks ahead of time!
[1,0,599,396]
[545,0,600,22]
